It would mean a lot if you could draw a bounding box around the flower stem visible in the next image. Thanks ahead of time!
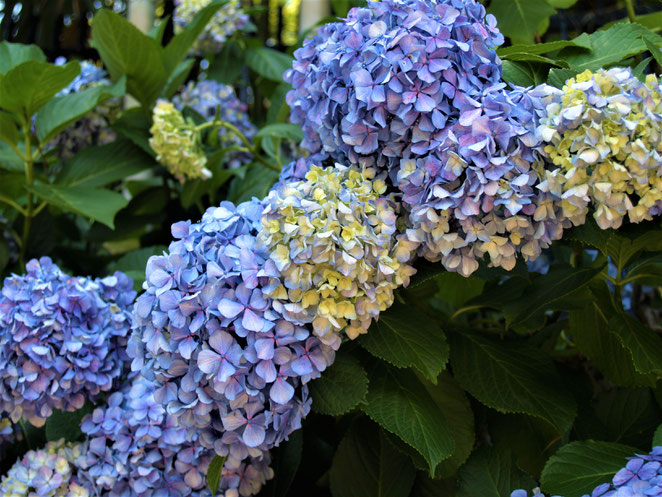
[18,418,31,450]
[625,0,637,22]
[19,125,35,270]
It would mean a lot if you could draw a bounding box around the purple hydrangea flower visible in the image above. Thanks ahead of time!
[398,85,568,276]
[173,79,257,169]
[129,199,337,496]
[285,0,504,177]
[0,257,135,427]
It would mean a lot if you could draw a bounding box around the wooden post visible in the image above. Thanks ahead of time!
[298,0,330,34]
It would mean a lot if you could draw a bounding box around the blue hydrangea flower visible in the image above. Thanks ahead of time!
[0,439,94,496]
[174,0,249,55]
[47,60,119,160]
[173,79,257,169]
[285,0,504,177]
[397,85,568,276]
[0,257,135,427]
[259,164,418,339]
[535,68,662,230]
[129,199,336,496]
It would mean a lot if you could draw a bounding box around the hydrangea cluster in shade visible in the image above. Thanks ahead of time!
[285,0,504,177]
[0,439,94,497]
[535,68,662,230]
[173,79,257,169]
[511,446,662,497]
[129,198,337,496]
[150,100,211,182]
[397,85,569,276]
[259,165,417,339]
[48,60,119,160]
[174,0,248,54]
[0,257,135,427]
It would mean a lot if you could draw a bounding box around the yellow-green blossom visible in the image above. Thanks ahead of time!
[259,165,417,342]
[536,68,662,229]
[149,100,211,183]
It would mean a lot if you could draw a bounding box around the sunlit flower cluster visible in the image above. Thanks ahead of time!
[129,199,336,496]
[0,257,135,427]
[173,79,256,169]
[511,446,662,497]
[536,68,662,229]
[150,100,211,182]
[174,0,249,54]
[0,439,93,497]
[397,86,569,275]
[285,0,504,176]
[48,60,119,160]
[260,165,417,339]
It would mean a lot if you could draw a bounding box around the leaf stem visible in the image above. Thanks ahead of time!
[625,0,637,22]
[18,418,31,450]
[0,194,27,216]
[449,304,486,321]
[19,125,35,270]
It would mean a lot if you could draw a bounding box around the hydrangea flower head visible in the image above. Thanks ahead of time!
[285,0,503,176]
[0,439,94,497]
[536,68,662,229]
[0,257,135,426]
[259,165,417,339]
[47,60,119,159]
[398,86,568,276]
[174,0,249,54]
[129,199,336,496]
[150,100,211,182]
[173,79,257,169]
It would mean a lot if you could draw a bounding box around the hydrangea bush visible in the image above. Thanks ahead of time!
[1,1,662,497]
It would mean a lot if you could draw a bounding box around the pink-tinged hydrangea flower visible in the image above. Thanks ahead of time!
[0,257,135,427]
[535,68,662,230]
[397,86,568,276]
[173,79,257,170]
[511,446,662,497]
[0,439,94,497]
[47,60,119,160]
[259,165,418,339]
[129,199,336,496]
[285,0,503,177]
[174,0,249,55]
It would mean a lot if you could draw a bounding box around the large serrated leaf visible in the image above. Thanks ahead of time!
[245,47,293,82]
[487,0,556,44]
[359,302,449,383]
[457,446,537,497]
[498,33,591,57]
[361,362,454,472]
[309,353,368,416]
[450,332,577,433]
[607,312,662,375]
[330,420,415,497]
[540,441,636,496]
[0,42,46,74]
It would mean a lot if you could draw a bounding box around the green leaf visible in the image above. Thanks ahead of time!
[653,425,662,447]
[0,61,80,122]
[227,163,279,204]
[107,246,167,291]
[449,332,577,433]
[559,23,656,72]
[502,60,550,87]
[487,0,556,44]
[309,353,368,416]
[56,139,154,189]
[0,112,19,147]
[643,37,662,68]
[266,430,303,497]
[545,0,578,7]
[34,76,126,143]
[207,455,228,494]
[148,16,170,43]
[162,0,228,75]
[362,362,454,472]
[256,123,303,143]
[0,42,46,74]
[28,183,128,229]
[498,34,591,58]
[502,264,603,329]
[91,9,166,107]
[607,312,662,375]
[112,107,154,155]
[162,59,195,99]
[266,83,291,124]
[547,67,577,88]
[457,446,537,497]
[208,41,245,84]
[541,441,637,496]
[605,230,662,271]
[359,302,449,383]
[330,420,416,497]
[245,47,293,82]
[45,405,93,442]
[593,388,661,448]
